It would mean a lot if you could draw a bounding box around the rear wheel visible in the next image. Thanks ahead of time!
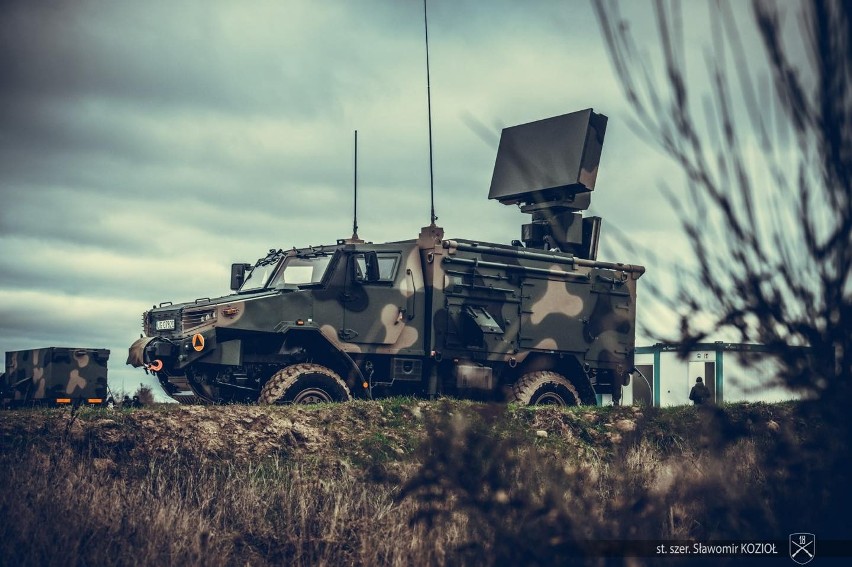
[258,363,351,405]
[510,371,581,406]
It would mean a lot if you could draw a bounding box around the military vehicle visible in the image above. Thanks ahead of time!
[127,108,644,406]
[1,347,110,406]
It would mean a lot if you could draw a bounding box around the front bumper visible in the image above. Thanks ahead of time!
[126,336,180,369]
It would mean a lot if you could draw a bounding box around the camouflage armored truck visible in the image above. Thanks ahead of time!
[128,109,644,406]
[2,347,110,406]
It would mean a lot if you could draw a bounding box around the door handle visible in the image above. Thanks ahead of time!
[406,268,415,319]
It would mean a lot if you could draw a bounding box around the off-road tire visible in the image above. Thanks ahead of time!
[258,363,352,405]
[510,370,582,406]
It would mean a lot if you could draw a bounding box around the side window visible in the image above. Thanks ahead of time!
[354,253,400,283]
[377,255,399,280]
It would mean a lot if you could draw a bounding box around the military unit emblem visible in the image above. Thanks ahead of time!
[789,533,815,565]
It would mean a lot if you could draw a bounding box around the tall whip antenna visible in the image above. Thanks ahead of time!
[352,129,359,240]
[424,0,437,226]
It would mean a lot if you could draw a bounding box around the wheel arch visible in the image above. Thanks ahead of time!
[278,328,366,397]
[259,362,352,404]
[515,353,597,404]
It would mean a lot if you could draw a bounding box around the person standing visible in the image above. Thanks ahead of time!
[689,377,711,405]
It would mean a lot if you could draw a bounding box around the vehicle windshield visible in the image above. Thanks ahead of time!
[270,255,334,287]
[239,259,282,293]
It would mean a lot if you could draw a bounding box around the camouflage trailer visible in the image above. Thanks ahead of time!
[2,347,110,406]
[128,109,644,406]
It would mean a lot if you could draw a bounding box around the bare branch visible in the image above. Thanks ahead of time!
[593,0,851,395]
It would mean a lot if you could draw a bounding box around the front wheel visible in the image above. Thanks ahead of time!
[258,363,352,405]
[510,370,581,406]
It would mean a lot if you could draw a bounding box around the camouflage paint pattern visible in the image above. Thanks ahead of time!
[428,239,642,381]
[3,348,109,403]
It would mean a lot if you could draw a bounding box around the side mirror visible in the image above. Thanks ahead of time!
[230,263,251,291]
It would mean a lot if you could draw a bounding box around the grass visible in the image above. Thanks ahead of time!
[0,399,843,566]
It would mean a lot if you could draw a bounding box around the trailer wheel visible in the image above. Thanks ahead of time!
[259,363,352,405]
[511,371,582,406]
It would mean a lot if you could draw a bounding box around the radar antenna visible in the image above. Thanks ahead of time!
[488,108,608,260]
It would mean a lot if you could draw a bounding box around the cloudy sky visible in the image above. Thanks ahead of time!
[1,0,757,399]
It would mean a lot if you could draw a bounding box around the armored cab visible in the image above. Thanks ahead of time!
[2,347,110,406]
[128,108,643,406]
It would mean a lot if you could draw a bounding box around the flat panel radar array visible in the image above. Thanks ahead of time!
[489,108,608,259]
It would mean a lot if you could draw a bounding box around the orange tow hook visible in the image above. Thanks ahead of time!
[147,359,163,372]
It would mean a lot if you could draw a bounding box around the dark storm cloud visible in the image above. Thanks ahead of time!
[0,188,150,253]
[0,1,357,115]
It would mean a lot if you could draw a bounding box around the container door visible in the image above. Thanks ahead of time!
[688,360,716,403]
[632,364,654,405]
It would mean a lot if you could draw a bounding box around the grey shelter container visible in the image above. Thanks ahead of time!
[624,342,803,407]
[2,347,110,405]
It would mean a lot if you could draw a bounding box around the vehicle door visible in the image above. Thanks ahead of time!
[340,245,424,354]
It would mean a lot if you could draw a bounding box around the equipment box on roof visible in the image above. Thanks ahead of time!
[2,347,110,406]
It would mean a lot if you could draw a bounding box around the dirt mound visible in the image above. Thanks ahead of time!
[0,399,798,467]
[80,403,412,462]
[98,406,324,460]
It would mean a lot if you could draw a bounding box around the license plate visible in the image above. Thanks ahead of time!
[155,319,175,331]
